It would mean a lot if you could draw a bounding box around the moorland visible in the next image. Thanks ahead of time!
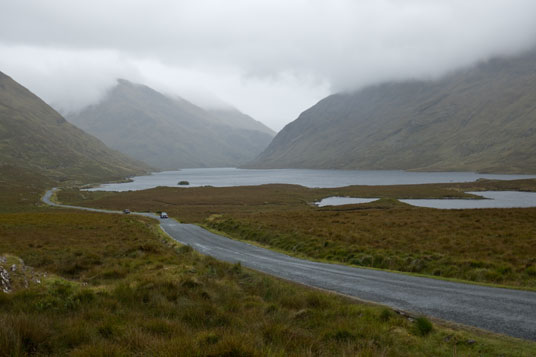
[1,171,536,355]
[58,178,536,289]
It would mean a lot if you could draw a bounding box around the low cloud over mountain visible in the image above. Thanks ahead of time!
[2,1,536,130]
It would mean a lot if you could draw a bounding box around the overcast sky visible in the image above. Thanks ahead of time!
[1,0,536,131]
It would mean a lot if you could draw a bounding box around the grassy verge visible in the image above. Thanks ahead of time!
[1,209,535,355]
[206,206,536,289]
[57,179,536,289]
[199,222,536,292]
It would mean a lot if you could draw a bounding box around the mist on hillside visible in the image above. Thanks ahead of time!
[1,0,536,130]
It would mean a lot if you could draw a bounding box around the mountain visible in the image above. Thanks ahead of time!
[206,108,274,135]
[248,50,536,174]
[67,80,275,170]
[0,71,149,183]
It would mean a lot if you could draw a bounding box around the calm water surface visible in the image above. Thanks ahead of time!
[317,197,379,207]
[317,191,536,209]
[89,168,536,191]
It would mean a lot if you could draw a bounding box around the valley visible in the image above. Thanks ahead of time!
[58,179,536,289]
[2,170,535,355]
[43,188,536,341]
[2,7,536,353]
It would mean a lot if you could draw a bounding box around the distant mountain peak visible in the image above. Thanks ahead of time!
[0,71,149,183]
[67,80,275,170]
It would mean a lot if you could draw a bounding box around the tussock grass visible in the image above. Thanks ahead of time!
[59,179,536,288]
[1,209,534,355]
[209,206,536,288]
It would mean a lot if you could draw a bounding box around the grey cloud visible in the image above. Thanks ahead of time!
[1,0,536,130]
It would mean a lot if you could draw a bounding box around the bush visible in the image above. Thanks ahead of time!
[379,308,392,322]
[361,255,373,266]
[414,317,433,336]
[525,266,536,277]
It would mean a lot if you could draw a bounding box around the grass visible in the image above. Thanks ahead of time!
[1,208,535,356]
[0,166,53,213]
[207,206,536,288]
[414,317,434,336]
[57,179,536,288]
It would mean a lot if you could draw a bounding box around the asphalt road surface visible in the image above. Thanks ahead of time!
[43,189,536,341]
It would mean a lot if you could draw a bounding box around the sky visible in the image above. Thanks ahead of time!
[1,1,536,131]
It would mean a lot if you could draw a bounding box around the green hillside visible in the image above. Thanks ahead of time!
[249,50,536,173]
[0,71,149,184]
[67,80,275,170]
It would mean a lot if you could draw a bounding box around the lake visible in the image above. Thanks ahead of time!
[316,191,536,209]
[88,167,536,191]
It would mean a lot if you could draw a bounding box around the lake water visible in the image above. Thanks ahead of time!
[88,167,536,191]
[317,197,380,207]
[316,191,536,209]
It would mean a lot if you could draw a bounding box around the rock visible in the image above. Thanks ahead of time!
[395,310,414,320]
[0,267,11,293]
[10,264,16,272]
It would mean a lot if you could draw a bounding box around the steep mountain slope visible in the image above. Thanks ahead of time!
[67,80,275,170]
[0,71,149,183]
[249,50,536,173]
[206,108,275,135]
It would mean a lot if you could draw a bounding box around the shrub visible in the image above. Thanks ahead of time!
[525,266,536,277]
[414,317,433,336]
[361,255,373,266]
[373,254,385,268]
[379,308,392,322]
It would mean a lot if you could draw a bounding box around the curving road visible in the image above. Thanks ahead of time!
[42,189,536,341]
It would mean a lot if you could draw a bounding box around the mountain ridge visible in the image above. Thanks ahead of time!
[67,79,275,170]
[247,50,536,174]
[0,71,149,184]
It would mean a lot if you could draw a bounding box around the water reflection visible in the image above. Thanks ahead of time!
[87,168,536,191]
[316,191,536,209]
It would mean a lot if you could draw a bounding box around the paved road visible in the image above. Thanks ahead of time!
[43,189,536,341]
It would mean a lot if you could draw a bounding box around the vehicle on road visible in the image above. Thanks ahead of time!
[160,212,168,219]
[123,209,130,214]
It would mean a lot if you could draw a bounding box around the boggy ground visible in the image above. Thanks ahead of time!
[58,178,536,289]
[4,210,536,355]
[1,176,535,354]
